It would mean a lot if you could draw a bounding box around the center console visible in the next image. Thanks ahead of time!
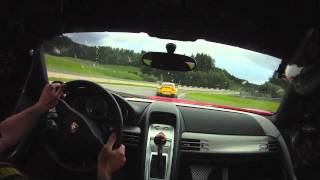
[145,124,175,180]
[142,101,180,180]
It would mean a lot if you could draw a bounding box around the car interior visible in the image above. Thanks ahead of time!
[1,1,320,180]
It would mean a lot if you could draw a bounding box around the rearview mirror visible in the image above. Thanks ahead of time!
[142,52,196,71]
[141,43,196,71]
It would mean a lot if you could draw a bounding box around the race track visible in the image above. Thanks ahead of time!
[48,71,237,98]
[101,84,156,97]
[101,84,187,98]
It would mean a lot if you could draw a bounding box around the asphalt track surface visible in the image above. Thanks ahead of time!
[101,84,156,97]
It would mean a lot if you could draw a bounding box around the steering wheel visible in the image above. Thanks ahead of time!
[43,80,123,172]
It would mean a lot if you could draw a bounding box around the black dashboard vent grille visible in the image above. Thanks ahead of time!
[122,127,141,147]
[268,140,280,152]
[123,132,140,146]
[181,138,201,151]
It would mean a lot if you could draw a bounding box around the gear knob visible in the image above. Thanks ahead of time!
[154,132,167,146]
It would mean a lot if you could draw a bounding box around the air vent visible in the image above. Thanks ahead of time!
[268,140,280,152]
[181,138,201,151]
[122,126,141,147]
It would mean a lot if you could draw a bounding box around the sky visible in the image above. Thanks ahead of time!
[65,32,282,85]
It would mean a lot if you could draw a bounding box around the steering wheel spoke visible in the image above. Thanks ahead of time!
[43,80,123,172]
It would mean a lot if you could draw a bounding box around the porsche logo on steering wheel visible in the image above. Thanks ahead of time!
[70,121,79,133]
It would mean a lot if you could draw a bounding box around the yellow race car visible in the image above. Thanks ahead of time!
[156,82,178,98]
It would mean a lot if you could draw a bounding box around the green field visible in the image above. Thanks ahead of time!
[46,54,142,80]
[185,93,279,112]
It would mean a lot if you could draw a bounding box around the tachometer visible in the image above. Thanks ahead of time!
[86,96,108,119]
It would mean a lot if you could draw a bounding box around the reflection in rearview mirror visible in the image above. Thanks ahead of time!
[141,52,197,71]
[143,59,152,66]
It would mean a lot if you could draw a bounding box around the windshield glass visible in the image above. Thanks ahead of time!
[44,32,288,113]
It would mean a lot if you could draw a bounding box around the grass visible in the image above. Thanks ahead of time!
[45,54,142,81]
[48,77,74,83]
[48,76,157,88]
[185,92,280,112]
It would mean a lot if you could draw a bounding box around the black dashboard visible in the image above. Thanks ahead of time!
[62,89,296,180]
[178,106,265,136]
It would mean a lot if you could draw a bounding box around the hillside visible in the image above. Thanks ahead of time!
[46,54,143,81]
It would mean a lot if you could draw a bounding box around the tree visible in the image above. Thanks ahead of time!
[268,75,288,89]
[193,53,215,72]
[258,82,283,98]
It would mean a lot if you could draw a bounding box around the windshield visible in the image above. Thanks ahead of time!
[44,32,288,114]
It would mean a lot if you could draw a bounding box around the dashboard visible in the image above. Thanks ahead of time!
[62,89,296,180]
[64,88,142,125]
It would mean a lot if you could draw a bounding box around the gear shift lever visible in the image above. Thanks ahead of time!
[154,132,167,170]
[154,132,167,157]
[148,125,174,180]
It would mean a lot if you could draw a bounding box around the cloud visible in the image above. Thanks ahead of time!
[66,32,109,46]
[64,32,281,84]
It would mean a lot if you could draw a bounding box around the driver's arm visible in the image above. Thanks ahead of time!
[0,83,64,154]
[97,133,126,180]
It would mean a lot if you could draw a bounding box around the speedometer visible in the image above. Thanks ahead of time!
[86,96,108,119]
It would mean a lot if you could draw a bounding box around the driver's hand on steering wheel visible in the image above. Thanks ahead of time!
[97,133,126,180]
[36,83,65,112]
